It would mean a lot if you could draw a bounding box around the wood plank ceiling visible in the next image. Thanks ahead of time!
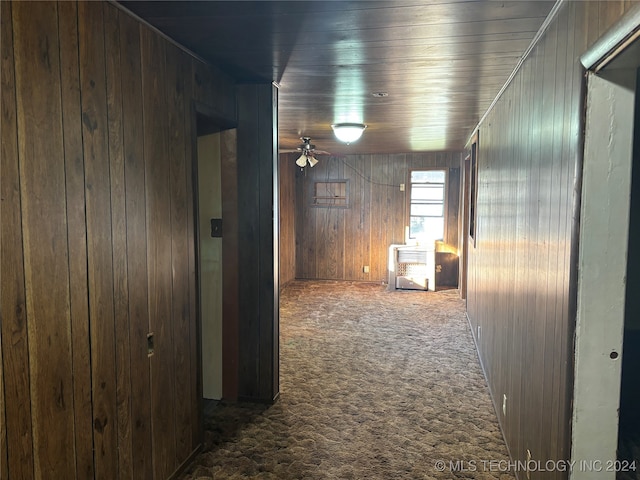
[119,0,556,155]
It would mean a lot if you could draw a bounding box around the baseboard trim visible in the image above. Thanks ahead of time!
[168,444,203,480]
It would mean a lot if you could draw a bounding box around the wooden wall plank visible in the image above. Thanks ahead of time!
[57,2,95,478]
[185,65,201,446]
[0,2,7,454]
[118,11,154,479]
[13,2,76,477]
[78,2,119,477]
[104,4,133,479]
[165,42,193,465]
[236,86,262,399]
[140,24,177,479]
[0,0,9,469]
[0,2,34,478]
[221,128,239,401]
[391,154,407,245]
[279,155,297,285]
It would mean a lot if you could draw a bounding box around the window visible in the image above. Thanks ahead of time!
[409,169,446,242]
[313,180,349,207]
[469,133,478,246]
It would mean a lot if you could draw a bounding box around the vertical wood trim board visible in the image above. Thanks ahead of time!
[1,1,237,478]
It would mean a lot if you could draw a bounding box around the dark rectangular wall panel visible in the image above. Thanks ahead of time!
[294,151,462,282]
[465,1,636,473]
[236,84,279,402]
[221,129,240,401]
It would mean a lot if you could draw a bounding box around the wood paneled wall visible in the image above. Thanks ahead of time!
[466,1,636,476]
[279,154,297,286]
[236,84,280,402]
[0,2,236,478]
[293,152,462,282]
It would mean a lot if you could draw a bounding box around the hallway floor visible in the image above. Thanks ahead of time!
[180,280,514,479]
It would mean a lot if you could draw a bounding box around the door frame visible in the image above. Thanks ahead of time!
[191,101,238,433]
[571,9,640,477]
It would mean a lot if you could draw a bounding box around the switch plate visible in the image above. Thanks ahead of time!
[363,265,370,273]
[211,218,223,237]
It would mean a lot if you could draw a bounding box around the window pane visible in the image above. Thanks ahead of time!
[410,216,444,241]
[411,170,445,183]
[411,185,444,201]
[411,204,444,216]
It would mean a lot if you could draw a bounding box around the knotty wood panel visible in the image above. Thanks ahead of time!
[78,4,119,478]
[13,2,77,477]
[104,5,133,478]
[141,25,178,480]
[166,41,193,465]
[119,10,154,480]
[0,2,35,478]
[465,2,636,476]
[295,152,462,282]
[58,2,95,477]
[1,1,239,478]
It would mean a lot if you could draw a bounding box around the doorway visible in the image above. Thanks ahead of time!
[194,107,240,407]
[197,131,224,401]
[572,24,639,477]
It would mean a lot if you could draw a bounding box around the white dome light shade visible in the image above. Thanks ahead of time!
[308,156,319,167]
[331,123,367,144]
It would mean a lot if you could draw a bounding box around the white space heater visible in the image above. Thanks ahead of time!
[388,244,435,291]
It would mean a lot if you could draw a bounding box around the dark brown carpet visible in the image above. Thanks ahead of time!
[179,280,515,479]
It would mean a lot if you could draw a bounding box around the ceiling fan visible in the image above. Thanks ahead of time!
[281,137,331,168]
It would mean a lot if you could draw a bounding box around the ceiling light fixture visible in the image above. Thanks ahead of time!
[295,152,318,168]
[331,123,367,144]
[296,153,308,167]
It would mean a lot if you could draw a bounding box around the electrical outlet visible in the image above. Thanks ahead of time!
[363,265,370,273]
[526,450,532,480]
[400,183,405,191]
[502,394,507,416]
